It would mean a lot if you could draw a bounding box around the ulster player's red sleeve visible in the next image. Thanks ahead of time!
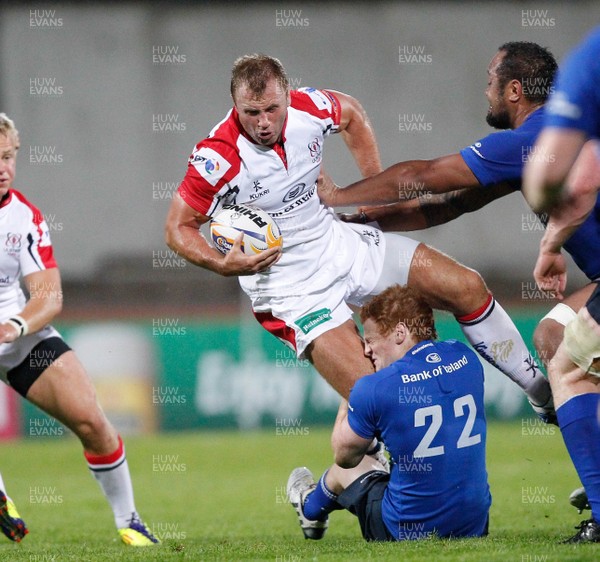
[178,139,241,217]
[290,88,342,130]
[12,190,57,274]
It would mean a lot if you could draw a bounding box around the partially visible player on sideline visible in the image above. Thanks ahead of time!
[287,285,491,541]
[0,114,158,546]
[319,42,600,381]
[165,53,551,421]
[523,27,600,543]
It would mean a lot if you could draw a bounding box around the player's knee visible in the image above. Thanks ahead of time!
[464,268,487,296]
[563,307,600,373]
[535,303,578,368]
[454,268,488,309]
[533,320,560,368]
[70,408,114,448]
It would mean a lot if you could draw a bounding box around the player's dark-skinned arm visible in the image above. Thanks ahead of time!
[342,182,516,231]
[331,400,373,469]
[319,153,480,207]
[0,268,63,344]
[330,90,382,178]
[165,193,281,277]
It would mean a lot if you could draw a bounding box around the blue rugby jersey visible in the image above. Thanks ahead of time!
[348,339,491,539]
[460,106,600,280]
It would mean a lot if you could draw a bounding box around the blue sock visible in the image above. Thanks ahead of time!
[302,471,341,521]
[557,393,600,522]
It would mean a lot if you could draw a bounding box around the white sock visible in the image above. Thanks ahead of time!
[84,436,138,529]
[458,295,551,405]
[0,472,8,497]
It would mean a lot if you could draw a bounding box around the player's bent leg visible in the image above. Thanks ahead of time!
[563,295,600,375]
[305,320,374,399]
[287,467,330,540]
[552,299,600,543]
[325,455,388,495]
[549,344,600,410]
[25,351,118,454]
[24,352,158,545]
[553,347,600,543]
[550,301,600,536]
[287,454,388,542]
[407,244,552,413]
[534,312,574,372]
[533,283,594,369]
[406,243,488,315]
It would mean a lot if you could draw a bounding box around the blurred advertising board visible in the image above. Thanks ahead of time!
[15,312,539,438]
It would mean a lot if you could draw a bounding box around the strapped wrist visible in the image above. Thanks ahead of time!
[6,315,29,337]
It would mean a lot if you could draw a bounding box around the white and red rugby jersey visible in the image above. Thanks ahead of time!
[179,87,358,296]
[0,190,57,316]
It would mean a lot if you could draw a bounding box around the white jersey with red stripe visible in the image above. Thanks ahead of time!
[178,87,387,298]
[0,189,57,319]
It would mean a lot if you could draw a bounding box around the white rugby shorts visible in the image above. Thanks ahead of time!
[251,222,420,358]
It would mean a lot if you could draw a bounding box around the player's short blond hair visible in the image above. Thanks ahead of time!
[0,113,20,147]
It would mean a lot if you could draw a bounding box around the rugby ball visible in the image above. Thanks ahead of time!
[210,204,283,256]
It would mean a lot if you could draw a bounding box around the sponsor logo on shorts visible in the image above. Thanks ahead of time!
[295,308,332,334]
[361,228,381,247]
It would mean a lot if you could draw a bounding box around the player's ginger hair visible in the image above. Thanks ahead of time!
[0,113,20,147]
[360,284,438,342]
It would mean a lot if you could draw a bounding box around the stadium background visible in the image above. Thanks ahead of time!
[0,1,598,438]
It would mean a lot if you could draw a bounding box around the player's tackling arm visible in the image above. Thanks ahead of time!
[331,400,373,469]
[351,182,515,231]
[320,152,480,207]
[165,193,280,277]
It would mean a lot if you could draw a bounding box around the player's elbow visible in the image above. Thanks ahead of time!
[164,222,180,254]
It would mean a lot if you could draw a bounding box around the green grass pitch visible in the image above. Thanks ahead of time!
[0,422,597,561]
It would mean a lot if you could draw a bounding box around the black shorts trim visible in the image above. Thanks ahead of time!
[7,337,71,397]
[336,470,394,541]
